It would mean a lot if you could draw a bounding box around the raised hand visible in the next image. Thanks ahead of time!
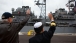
[48,13,56,26]
[48,13,54,21]
[26,9,31,15]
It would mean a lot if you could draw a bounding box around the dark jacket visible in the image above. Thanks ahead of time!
[29,26,56,43]
[0,15,30,43]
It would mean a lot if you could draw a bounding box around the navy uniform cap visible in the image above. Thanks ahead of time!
[2,12,13,19]
[34,22,42,28]
[34,22,43,33]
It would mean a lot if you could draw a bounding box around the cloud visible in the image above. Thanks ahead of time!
[46,0,68,12]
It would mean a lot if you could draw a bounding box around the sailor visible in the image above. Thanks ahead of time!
[29,13,56,43]
[0,9,30,43]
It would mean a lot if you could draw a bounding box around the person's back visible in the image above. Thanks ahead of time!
[29,13,56,43]
[29,31,54,43]
[0,22,19,43]
[0,9,30,43]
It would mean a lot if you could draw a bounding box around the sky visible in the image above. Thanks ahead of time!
[0,0,69,19]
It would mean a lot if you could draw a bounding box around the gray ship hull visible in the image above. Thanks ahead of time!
[20,26,76,33]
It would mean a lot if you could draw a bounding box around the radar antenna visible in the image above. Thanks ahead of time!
[66,0,75,11]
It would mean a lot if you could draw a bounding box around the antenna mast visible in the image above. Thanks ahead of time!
[34,0,46,19]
